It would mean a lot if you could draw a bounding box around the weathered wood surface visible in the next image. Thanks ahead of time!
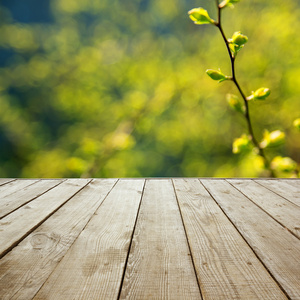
[0,178,299,300]
[173,179,287,299]
[228,179,300,238]
[0,179,62,219]
[0,179,91,258]
[0,178,15,186]
[34,179,144,300]
[120,179,201,299]
[255,179,300,207]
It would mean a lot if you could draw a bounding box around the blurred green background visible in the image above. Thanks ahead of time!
[0,0,299,178]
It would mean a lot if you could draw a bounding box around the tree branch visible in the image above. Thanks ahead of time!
[215,4,274,177]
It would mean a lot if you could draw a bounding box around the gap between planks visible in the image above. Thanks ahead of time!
[0,179,65,219]
[226,179,300,239]
[0,178,299,300]
[201,179,300,299]
[33,179,145,300]
[0,179,118,300]
[119,179,201,299]
[173,178,287,300]
[0,179,91,258]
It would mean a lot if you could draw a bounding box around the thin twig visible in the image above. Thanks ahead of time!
[215,3,274,177]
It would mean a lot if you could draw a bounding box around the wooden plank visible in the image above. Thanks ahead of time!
[0,179,63,218]
[0,179,39,199]
[0,179,117,300]
[0,179,90,258]
[228,179,300,238]
[279,179,300,188]
[0,179,15,186]
[173,178,287,300]
[255,179,300,207]
[201,179,300,300]
[120,179,201,300]
[33,179,145,300]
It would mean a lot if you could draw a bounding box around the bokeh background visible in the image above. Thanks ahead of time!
[0,0,299,178]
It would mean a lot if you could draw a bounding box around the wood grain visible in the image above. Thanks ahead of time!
[228,179,300,238]
[279,179,300,188]
[0,179,38,199]
[0,179,117,300]
[255,179,300,207]
[0,179,15,186]
[173,178,287,300]
[202,179,300,300]
[33,179,145,300]
[0,178,299,300]
[120,179,202,300]
[0,179,63,218]
[0,179,90,258]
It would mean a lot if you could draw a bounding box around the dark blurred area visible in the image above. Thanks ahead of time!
[1,0,53,23]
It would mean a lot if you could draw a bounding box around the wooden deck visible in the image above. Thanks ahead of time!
[0,178,299,299]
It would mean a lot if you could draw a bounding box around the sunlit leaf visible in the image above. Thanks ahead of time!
[188,8,215,25]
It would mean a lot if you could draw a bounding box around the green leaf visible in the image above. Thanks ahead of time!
[226,94,245,114]
[232,134,252,154]
[247,87,271,101]
[188,8,215,25]
[230,31,248,46]
[293,118,300,131]
[271,156,298,173]
[206,69,230,82]
[260,130,285,148]
[219,0,240,9]
[229,43,242,56]
[228,31,248,56]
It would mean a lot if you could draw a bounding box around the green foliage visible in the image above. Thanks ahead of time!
[188,0,299,177]
[260,130,285,149]
[247,87,271,101]
[271,156,298,174]
[0,0,299,178]
[226,94,245,114]
[206,69,229,82]
[230,32,248,46]
[228,31,248,56]
[188,8,215,25]
[219,0,240,9]
[232,134,252,154]
[293,118,300,131]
